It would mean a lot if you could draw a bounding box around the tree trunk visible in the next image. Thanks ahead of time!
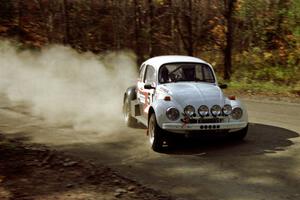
[223,0,236,80]
[148,0,154,57]
[17,0,23,40]
[134,0,143,65]
[186,0,194,56]
[112,0,121,50]
[62,0,70,45]
[177,0,194,56]
[34,0,52,43]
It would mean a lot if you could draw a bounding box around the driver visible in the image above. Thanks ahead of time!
[160,67,170,83]
[182,65,195,81]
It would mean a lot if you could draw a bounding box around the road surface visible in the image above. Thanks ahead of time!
[0,97,300,200]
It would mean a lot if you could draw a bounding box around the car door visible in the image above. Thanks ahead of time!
[137,65,156,118]
[137,64,146,106]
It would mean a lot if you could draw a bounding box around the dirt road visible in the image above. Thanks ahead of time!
[0,97,300,200]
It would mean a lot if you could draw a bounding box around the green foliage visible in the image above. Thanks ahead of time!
[288,0,300,37]
[0,0,299,96]
[232,49,299,86]
[231,0,300,91]
[227,79,296,94]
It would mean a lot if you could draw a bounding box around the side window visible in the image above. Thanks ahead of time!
[202,65,215,82]
[195,65,204,80]
[144,65,156,84]
[139,64,146,81]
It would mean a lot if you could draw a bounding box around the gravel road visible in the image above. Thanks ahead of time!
[0,97,299,200]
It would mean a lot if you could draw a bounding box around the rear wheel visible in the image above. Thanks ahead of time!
[148,113,165,152]
[124,99,137,127]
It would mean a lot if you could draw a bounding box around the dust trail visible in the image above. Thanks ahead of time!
[0,40,137,132]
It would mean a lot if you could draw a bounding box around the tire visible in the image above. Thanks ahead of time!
[124,99,137,127]
[148,113,165,152]
[231,124,248,140]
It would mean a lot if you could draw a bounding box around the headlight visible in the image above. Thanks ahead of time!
[166,107,180,121]
[231,107,243,120]
[222,104,232,116]
[211,105,222,116]
[198,105,209,117]
[184,105,195,117]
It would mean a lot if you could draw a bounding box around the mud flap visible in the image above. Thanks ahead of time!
[130,99,141,117]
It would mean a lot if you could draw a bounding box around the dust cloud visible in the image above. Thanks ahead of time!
[0,40,137,132]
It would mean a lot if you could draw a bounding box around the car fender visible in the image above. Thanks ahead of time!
[227,98,248,123]
[149,99,184,128]
[124,86,137,103]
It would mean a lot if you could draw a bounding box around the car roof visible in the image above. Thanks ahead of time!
[142,55,209,70]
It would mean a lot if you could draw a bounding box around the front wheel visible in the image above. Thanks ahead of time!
[148,113,165,152]
[231,124,248,140]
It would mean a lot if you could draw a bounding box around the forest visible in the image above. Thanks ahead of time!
[0,0,299,95]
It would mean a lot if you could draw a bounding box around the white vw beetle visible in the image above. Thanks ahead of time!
[123,56,248,151]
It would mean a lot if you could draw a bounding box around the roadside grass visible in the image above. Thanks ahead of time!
[215,66,300,98]
[227,80,298,95]
[219,79,300,102]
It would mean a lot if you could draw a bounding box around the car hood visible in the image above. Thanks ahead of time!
[159,82,225,109]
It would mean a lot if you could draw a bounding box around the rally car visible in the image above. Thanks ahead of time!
[123,56,248,151]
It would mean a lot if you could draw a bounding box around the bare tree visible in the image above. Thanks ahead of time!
[174,0,214,56]
[134,0,144,64]
[223,0,236,80]
[62,0,70,44]
[17,0,23,37]
[174,0,194,56]
[147,0,155,57]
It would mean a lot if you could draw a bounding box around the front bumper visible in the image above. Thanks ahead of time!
[162,121,248,132]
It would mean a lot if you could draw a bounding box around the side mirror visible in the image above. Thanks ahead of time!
[219,83,228,89]
[144,83,156,90]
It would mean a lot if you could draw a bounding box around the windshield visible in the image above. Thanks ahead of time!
[159,63,215,84]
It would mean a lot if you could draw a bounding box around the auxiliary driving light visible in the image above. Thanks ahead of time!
[198,105,209,117]
[184,105,195,117]
[211,105,222,116]
[222,104,232,116]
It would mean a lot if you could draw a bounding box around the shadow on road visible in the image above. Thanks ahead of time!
[2,122,299,200]
[71,122,298,200]
[50,122,300,165]
[2,123,298,159]
[163,123,299,156]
